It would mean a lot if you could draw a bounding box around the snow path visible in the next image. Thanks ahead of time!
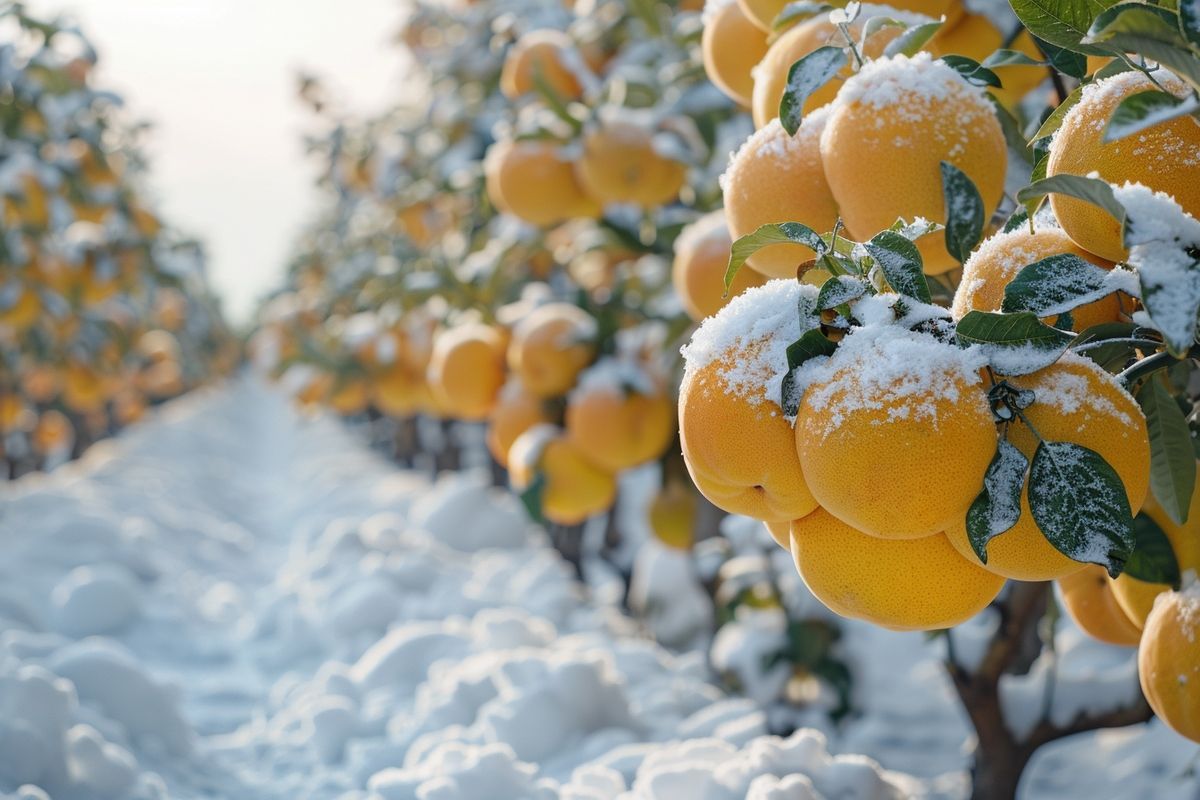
[1,381,1197,800]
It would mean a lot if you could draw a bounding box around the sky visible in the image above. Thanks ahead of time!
[31,0,406,326]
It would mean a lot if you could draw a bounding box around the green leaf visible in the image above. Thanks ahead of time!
[1001,253,1120,316]
[940,161,986,264]
[1138,378,1198,526]
[954,310,1075,375]
[1091,30,1200,92]
[781,329,837,415]
[966,439,1030,563]
[1123,513,1182,587]
[816,274,869,310]
[1009,0,1120,53]
[884,19,946,57]
[1070,320,1140,370]
[865,231,931,303]
[779,46,848,135]
[726,222,827,289]
[772,1,834,30]
[518,471,547,524]
[1030,82,1085,142]
[1016,174,1127,236]
[888,217,943,241]
[1136,256,1200,358]
[982,49,1047,68]
[939,55,1003,87]
[1105,90,1200,143]
[1002,207,1031,233]
[1182,0,1200,48]
[1034,36,1089,78]
[1028,441,1136,577]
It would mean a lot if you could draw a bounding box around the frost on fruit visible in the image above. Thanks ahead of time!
[680,279,820,413]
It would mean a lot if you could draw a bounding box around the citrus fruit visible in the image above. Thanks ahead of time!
[672,209,768,320]
[794,325,996,539]
[789,508,1005,631]
[722,111,840,279]
[507,302,597,398]
[819,52,1007,274]
[1138,581,1200,742]
[1058,566,1142,646]
[1047,70,1200,261]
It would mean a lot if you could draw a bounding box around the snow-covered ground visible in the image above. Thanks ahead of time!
[0,381,1196,799]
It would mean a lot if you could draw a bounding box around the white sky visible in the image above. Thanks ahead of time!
[31,0,406,327]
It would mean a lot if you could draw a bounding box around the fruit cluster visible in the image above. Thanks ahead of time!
[0,8,237,476]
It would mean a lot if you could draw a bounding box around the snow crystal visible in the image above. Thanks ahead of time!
[719,108,830,193]
[832,52,993,120]
[681,279,820,411]
[1059,69,1193,147]
[792,322,989,439]
[1113,182,1200,350]
[1011,349,1141,431]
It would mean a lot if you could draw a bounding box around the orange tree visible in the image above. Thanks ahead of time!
[0,6,238,478]
[255,0,856,722]
[675,0,1200,795]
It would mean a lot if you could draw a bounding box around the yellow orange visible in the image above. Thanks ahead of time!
[564,364,674,471]
[1058,566,1142,646]
[702,1,769,107]
[507,303,597,398]
[1138,583,1200,742]
[1048,70,1200,261]
[672,210,767,320]
[509,425,618,525]
[574,121,686,207]
[484,139,601,226]
[500,29,587,101]
[820,53,1006,274]
[426,323,508,421]
[789,509,1005,631]
[487,380,554,467]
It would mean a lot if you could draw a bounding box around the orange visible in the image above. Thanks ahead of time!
[500,29,587,101]
[795,327,996,539]
[487,379,554,467]
[484,139,601,226]
[952,226,1125,332]
[672,210,768,320]
[679,280,819,522]
[749,5,935,128]
[947,353,1150,579]
[1048,70,1200,261]
[564,362,675,471]
[722,111,839,279]
[820,52,1006,274]
[426,323,507,421]
[507,303,597,398]
[1111,476,1200,628]
[1138,583,1200,742]
[574,121,687,207]
[509,425,618,525]
[1058,566,1142,646]
[789,509,1005,631]
[702,1,769,107]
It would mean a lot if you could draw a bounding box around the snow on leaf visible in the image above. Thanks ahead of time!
[954,310,1074,375]
[1000,253,1127,317]
[1027,441,1136,577]
[965,439,1029,563]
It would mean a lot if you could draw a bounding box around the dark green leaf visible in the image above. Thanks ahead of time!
[1030,82,1084,142]
[1070,320,1140,370]
[816,274,869,310]
[518,472,547,524]
[1010,0,1120,53]
[1182,0,1200,48]
[982,48,1047,68]
[772,1,834,30]
[1138,378,1198,525]
[1016,175,1127,237]
[941,161,986,264]
[1001,253,1120,316]
[1028,441,1136,577]
[1033,36,1089,78]
[726,222,827,289]
[939,55,1003,88]
[782,329,837,415]
[1105,90,1200,142]
[954,310,1075,375]
[884,19,946,57]
[1123,513,1182,587]
[1002,207,1031,233]
[779,47,847,135]
[966,439,1029,563]
[865,231,931,303]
